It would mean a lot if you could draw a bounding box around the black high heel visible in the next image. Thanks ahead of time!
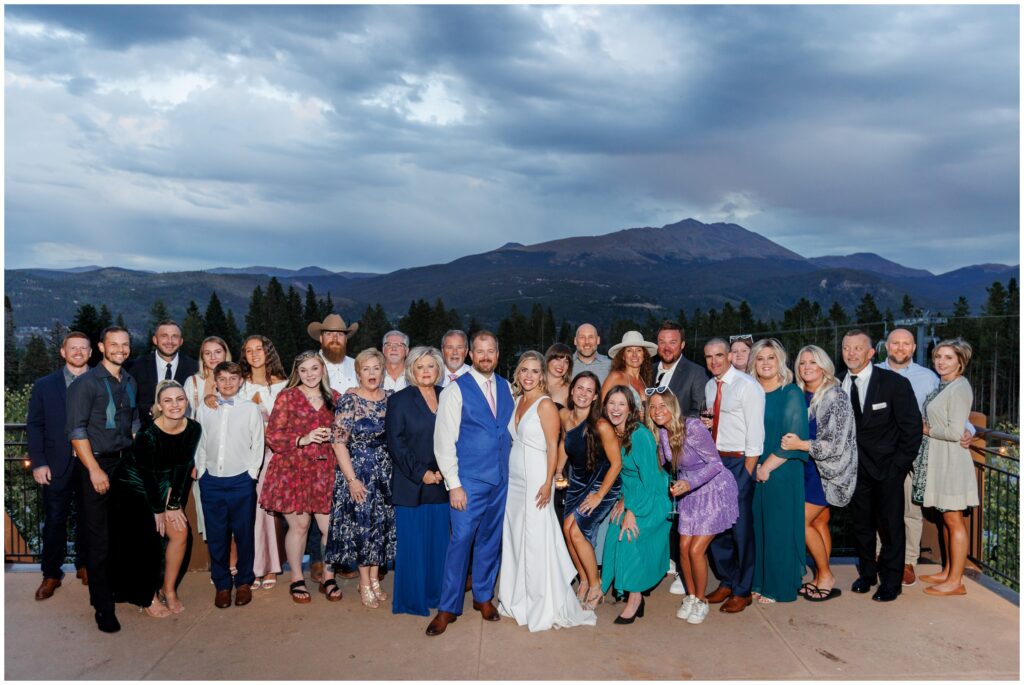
[613,596,645,624]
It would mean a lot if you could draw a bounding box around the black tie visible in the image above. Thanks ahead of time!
[850,374,862,423]
[655,368,666,387]
[165,363,173,380]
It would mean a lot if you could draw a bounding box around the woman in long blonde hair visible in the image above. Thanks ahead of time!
[645,388,737,625]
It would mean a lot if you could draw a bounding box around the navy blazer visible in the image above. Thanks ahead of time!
[840,366,923,480]
[386,385,448,507]
[127,351,199,427]
[26,369,75,478]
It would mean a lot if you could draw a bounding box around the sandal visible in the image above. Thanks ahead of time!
[576,579,590,602]
[584,586,605,610]
[290,580,312,604]
[144,599,171,618]
[252,578,263,590]
[358,584,380,608]
[804,586,842,602]
[757,595,776,604]
[320,579,343,602]
[797,582,818,597]
[262,576,277,590]
[369,577,388,602]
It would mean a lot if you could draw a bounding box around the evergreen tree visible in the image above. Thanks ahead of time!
[467,316,482,338]
[98,304,113,330]
[828,301,849,326]
[5,296,22,388]
[983,281,1007,316]
[350,304,392,354]
[399,299,433,346]
[557,319,573,345]
[321,292,335,320]
[224,310,243,356]
[181,301,205,358]
[148,300,170,339]
[738,301,754,331]
[244,285,265,336]
[115,313,126,329]
[303,285,320,324]
[285,286,306,360]
[70,303,104,366]
[899,294,918,318]
[854,293,884,340]
[20,335,53,381]
[47,320,69,368]
[428,299,460,350]
[204,291,230,338]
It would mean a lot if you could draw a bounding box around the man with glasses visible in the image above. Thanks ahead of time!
[653,321,708,417]
[381,330,410,392]
[728,334,754,374]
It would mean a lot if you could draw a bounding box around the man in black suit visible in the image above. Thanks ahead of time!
[27,331,92,600]
[840,329,922,602]
[126,319,198,427]
[653,321,708,417]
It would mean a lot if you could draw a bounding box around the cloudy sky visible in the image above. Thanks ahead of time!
[4,4,1019,274]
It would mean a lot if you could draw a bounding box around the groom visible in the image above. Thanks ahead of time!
[427,330,515,636]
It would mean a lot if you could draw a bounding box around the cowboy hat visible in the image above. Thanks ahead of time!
[607,330,658,358]
[307,313,359,341]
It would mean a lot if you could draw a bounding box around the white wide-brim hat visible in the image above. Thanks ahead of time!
[607,330,658,358]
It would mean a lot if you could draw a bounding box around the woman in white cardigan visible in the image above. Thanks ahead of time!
[911,338,977,597]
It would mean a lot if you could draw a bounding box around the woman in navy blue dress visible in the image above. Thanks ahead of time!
[385,346,450,616]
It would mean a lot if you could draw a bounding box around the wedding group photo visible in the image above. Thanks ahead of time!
[3,3,1019,683]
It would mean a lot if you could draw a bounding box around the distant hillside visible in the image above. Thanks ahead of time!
[4,218,1017,336]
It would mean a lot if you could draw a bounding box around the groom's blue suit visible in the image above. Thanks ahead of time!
[438,372,514,615]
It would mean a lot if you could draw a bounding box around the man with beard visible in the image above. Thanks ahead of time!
[440,329,471,388]
[653,321,709,417]
[126,319,198,428]
[66,326,140,632]
[426,331,514,636]
[876,327,973,587]
[29,331,92,601]
[305,314,361,581]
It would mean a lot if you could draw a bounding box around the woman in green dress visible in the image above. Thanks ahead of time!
[111,380,202,616]
[601,385,671,624]
[749,339,808,604]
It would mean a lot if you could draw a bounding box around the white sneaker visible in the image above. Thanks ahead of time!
[667,559,677,576]
[669,574,685,595]
[687,598,709,625]
[676,594,697,619]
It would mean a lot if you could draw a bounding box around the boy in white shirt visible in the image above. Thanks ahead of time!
[195,362,265,609]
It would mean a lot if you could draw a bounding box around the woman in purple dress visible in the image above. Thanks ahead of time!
[646,389,737,625]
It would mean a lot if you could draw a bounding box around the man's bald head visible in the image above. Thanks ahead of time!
[885,328,916,369]
[574,323,601,361]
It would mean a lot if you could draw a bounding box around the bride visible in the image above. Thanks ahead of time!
[498,351,596,631]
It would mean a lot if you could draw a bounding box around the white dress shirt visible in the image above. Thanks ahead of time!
[156,352,180,381]
[841,362,873,412]
[441,363,472,388]
[433,367,511,490]
[382,369,408,392]
[195,397,265,479]
[319,354,357,395]
[704,365,765,456]
[654,359,679,389]
[875,360,975,436]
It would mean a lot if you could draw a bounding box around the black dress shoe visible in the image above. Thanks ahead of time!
[95,609,121,633]
[851,576,877,594]
[872,586,901,602]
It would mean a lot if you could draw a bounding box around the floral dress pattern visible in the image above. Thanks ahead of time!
[325,392,397,568]
[260,386,339,514]
[912,381,948,507]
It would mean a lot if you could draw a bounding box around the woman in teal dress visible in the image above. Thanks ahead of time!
[111,380,201,616]
[601,385,671,624]
[749,339,808,604]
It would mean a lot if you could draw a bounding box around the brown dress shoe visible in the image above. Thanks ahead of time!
[425,611,458,636]
[76,568,89,586]
[234,584,253,606]
[720,594,752,613]
[902,564,917,587]
[214,589,232,609]
[309,562,325,583]
[472,599,500,621]
[35,578,61,601]
[705,585,732,604]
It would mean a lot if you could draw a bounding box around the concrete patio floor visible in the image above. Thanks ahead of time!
[4,561,1018,681]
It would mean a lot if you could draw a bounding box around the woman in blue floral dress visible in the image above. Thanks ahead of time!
[325,348,397,608]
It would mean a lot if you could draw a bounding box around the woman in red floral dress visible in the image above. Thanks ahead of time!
[261,351,341,604]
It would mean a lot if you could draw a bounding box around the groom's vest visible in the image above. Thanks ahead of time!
[453,372,514,486]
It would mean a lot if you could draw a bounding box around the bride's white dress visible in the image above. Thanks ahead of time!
[497,396,596,631]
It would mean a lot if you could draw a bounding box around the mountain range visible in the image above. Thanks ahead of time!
[5,218,1017,337]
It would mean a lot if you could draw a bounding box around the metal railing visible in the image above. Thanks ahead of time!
[966,427,1019,591]
[4,423,80,565]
